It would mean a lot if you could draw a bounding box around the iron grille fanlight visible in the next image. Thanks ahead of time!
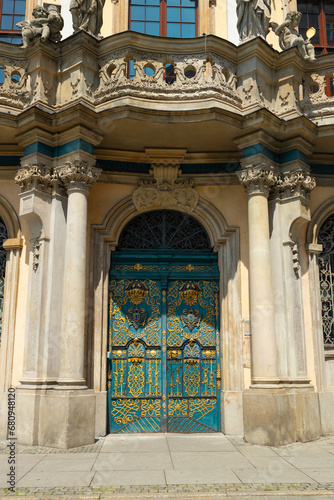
[117,210,211,251]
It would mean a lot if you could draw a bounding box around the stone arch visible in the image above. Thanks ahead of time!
[88,196,243,437]
[0,194,20,240]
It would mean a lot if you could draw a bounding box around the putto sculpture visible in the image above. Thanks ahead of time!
[237,0,271,42]
[270,11,316,61]
[16,5,63,49]
[70,0,105,38]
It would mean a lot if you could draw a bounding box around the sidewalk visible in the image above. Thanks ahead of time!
[1,433,334,498]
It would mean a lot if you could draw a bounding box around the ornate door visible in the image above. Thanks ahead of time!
[108,266,220,433]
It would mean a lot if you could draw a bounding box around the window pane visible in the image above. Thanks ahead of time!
[131,6,145,19]
[0,67,4,85]
[324,0,334,14]
[13,15,24,29]
[2,0,14,15]
[12,36,21,43]
[146,21,160,35]
[146,6,160,21]
[132,0,145,4]
[146,0,160,5]
[182,0,195,5]
[181,23,195,37]
[181,7,195,22]
[144,66,155,76]
[1,15,13,29]
[167,7,180,21]
[14,0,26,15]
[167,0,181,6]
[167,22,180,36]
[131,20,145,32]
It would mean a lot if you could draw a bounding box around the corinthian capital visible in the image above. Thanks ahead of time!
[237,164,278,196]
[276,170,316,198]
[55,161,101,192]
[15,163,52,193]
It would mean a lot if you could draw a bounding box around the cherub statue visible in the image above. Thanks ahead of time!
[270,11,316,61]
[16,5,64,49]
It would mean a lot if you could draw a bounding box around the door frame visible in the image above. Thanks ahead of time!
[88,196,244,436]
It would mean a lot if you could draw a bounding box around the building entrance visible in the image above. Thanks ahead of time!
[107,210,220,433]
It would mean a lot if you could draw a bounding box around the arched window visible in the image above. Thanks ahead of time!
[318,213,334,346]
[0,216,7,344]
[118,210,211,250]
[129,0,198,38]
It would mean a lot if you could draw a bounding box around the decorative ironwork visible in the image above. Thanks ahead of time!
[125,280,148,305]
[318,214,334,346]
[180,282,202,306]
[117,210,211,251]
[0,217,8,345]
[126,307,148,330]
[181,309,202,332]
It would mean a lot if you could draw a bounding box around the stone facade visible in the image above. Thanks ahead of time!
[0,1,333,448]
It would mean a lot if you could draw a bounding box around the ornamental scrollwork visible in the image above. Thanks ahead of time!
[15,163,53,193]
[133,164,198,212]
[55,161,101,191]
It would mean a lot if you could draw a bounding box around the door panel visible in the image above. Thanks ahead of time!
[108,278,164,433]
[166,280,220,432]
[108,276,220,433]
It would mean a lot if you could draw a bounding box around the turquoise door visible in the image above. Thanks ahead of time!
[108,257,220,433]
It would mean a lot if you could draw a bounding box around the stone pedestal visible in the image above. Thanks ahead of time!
[244,388,321,446]
[16,388,95,448]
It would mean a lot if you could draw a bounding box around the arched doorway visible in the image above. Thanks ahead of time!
[107,210,220,433]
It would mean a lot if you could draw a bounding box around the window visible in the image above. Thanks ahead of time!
[0,217,7,345]
[0,0,26,44]
[318,213,334,347]
[298,0,334,55]
[129,0,198,38]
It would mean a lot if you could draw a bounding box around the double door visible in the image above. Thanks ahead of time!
[108,265,220,433]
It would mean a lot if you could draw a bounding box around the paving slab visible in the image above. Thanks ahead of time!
[30,457,96,472]
[236,446,280,457]
[93,451,174,471]
[101,434,169,453]
[170,451,253,470]
[243,456,297,469]
[91,469,166,486]
[299,467,334,482]
[166,434,237,452]
[165,467,242,484]
[15,471,95,487]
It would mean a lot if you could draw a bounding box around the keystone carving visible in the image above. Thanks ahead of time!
[237,165,278,196]
[133,162,199,212]
[55,161,101,192]
[15,163,53,193]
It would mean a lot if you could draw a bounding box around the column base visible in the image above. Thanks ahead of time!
[17,388,96,449]
[221,390,244,436]
[243,387,321,446]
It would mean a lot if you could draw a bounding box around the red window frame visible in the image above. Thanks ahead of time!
[298,0,334,55]
[0,0,26,42]
[129,0,198,38]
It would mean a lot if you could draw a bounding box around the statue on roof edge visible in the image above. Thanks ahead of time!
[16,5,63,48]
[70,0,105,38]
[237,0,271,42]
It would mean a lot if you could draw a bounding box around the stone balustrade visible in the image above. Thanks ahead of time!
[0,32,333,123]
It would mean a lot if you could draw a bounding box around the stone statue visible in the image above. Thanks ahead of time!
[16,5,63,48]
[270,11,316,61]
[237,0,271,42]
[70,0,105,38]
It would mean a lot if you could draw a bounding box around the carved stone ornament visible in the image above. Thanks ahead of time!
[32,238,41,272]
[15,163,53,193]
[276,170,316,198]
[55,161,101,192]
[133,163,199,212]
[17,4,64,49]
[237,164,277,195]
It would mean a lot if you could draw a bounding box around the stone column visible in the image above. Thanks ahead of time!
[56,161,101,387]
[237,164,278,384]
